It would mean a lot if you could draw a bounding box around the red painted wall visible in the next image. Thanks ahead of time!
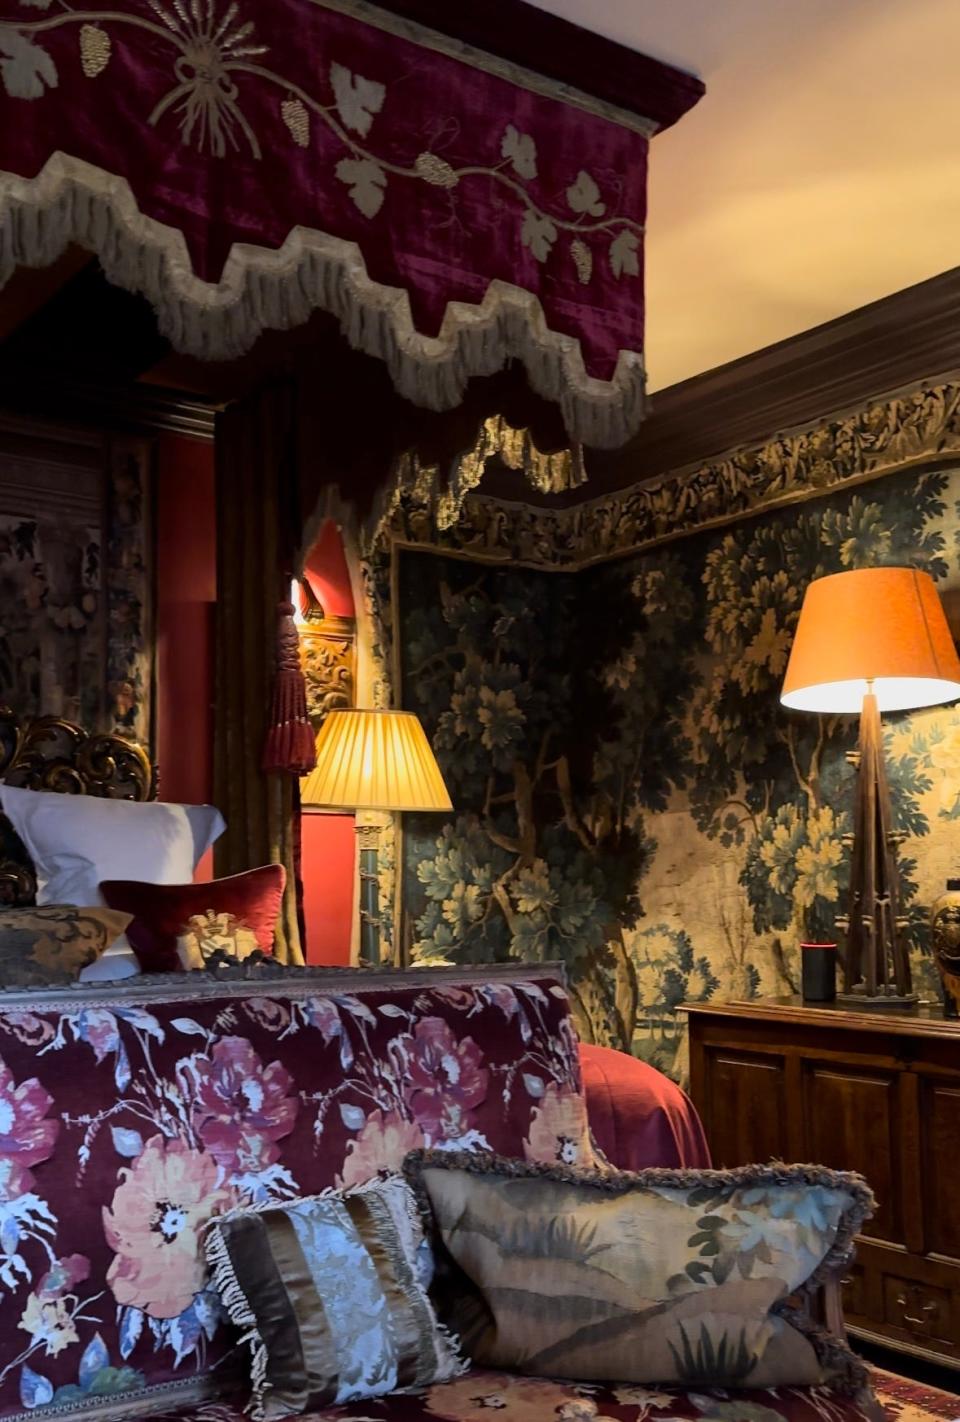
[301,518,355,965]
[154,433,217,881]
[154,449,353,958]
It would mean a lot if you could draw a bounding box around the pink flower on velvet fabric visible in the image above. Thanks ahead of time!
[304,996,342,1039]
[242,997,291,1034]
[336,1110,425,1190]
[185,1037,298,1176]
[396,1017,488,1142]
[482,982,522,1019]
[0,1012,54,1048]
[523,1082,593,1167]
[36,1253,90,1301]
[0,1056,59,1200]
[103,1134,232,1319]
[75,1008,121,1063]
[424,1372,597,1422]
[430,986,477,1013]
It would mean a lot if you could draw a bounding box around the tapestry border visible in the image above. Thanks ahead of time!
[367,372,960,572]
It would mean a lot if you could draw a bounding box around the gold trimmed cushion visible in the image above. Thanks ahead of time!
[405,1151,875,1393]
[205,1176,465,1420]
[0,904,132,985]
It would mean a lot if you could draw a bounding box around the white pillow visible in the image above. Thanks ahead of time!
[78,946,142,983]
[0,785,225,906]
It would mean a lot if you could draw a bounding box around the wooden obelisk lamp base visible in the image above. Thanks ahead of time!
[835,691,917,1006]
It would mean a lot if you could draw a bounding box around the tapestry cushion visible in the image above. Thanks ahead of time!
[136,1369,885,1422]
[0,785,225,907]
[405,1152,874,1392]
[101,866,285,972]
[206,1176,464,1419]
[0,905,132,986]
[0,968,590,1419]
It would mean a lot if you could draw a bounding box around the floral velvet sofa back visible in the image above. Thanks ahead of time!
[0,965,592,1421]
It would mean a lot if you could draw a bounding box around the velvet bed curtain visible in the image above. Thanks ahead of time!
[214,382,305,965]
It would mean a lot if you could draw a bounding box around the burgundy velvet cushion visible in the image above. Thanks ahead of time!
[101,865,285,972]
[578,1042,712,1171]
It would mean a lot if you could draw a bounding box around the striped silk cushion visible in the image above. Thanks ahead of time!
[205,1176,464,1420]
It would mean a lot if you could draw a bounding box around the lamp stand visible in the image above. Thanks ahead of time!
[836,688,917,1006]
[356,822,382,968]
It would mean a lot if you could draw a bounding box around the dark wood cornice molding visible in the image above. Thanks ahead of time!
[376,0,704,132]
[0,372,217,443]
[573,266,960,502]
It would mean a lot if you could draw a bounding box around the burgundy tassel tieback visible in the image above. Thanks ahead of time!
[262,599,316,774]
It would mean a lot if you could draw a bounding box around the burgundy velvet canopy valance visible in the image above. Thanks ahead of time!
[0,0,701,446]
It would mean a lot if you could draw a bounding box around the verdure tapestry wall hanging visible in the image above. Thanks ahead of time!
[367,378,960,1081]
[0,0,700,447]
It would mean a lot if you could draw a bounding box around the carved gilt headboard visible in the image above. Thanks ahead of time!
[0,708,157,907]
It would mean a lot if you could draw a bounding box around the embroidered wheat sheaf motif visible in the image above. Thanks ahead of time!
[1,0,644,286]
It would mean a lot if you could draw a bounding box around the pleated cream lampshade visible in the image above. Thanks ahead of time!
[301,709,452,812]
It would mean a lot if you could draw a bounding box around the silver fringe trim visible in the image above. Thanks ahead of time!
[0,152,647,448]
[203,1221,267,1420]
[204,1175,467,1418]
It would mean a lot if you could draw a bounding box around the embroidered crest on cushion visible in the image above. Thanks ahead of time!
[101,865,285,972]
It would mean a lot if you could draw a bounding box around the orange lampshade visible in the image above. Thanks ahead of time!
[301,709,452,812]
[781,567,960,714]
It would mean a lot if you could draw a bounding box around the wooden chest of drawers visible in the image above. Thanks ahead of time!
[685,998,960,1371]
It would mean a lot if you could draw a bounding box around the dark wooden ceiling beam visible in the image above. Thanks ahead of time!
[375,0,704,131]
[0,372,217,442]
[574,265,960,501]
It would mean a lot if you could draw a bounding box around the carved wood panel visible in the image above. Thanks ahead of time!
[0,707,156,907]
[298,613,356,727]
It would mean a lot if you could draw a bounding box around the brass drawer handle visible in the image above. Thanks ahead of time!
[896,1294,936,1326]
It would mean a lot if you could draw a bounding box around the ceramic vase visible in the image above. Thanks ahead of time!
[930,879,960,1018]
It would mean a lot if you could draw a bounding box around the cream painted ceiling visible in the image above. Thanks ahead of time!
[529,0,960,392]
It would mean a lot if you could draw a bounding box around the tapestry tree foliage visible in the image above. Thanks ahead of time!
[398,467,952,1060]
[689,471,948,977]
[400,553,696,1046]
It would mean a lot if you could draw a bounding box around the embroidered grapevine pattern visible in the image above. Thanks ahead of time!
[1,0,643,284]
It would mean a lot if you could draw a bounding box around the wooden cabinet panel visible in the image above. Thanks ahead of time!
[882,1274,955,1350]
[922,1083,960,1263]
[685,999,960,1372]
[703,1049,787,1168]
[802,1066,901,1244]
[839,1262,869,1322]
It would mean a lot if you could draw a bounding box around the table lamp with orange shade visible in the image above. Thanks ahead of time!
[782,567,960,1004]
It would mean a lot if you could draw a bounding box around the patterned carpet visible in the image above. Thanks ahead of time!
[874,1368,960,1421]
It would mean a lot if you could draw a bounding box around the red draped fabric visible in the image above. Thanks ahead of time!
[0,0,701,445]
[579,1043,712,1171]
